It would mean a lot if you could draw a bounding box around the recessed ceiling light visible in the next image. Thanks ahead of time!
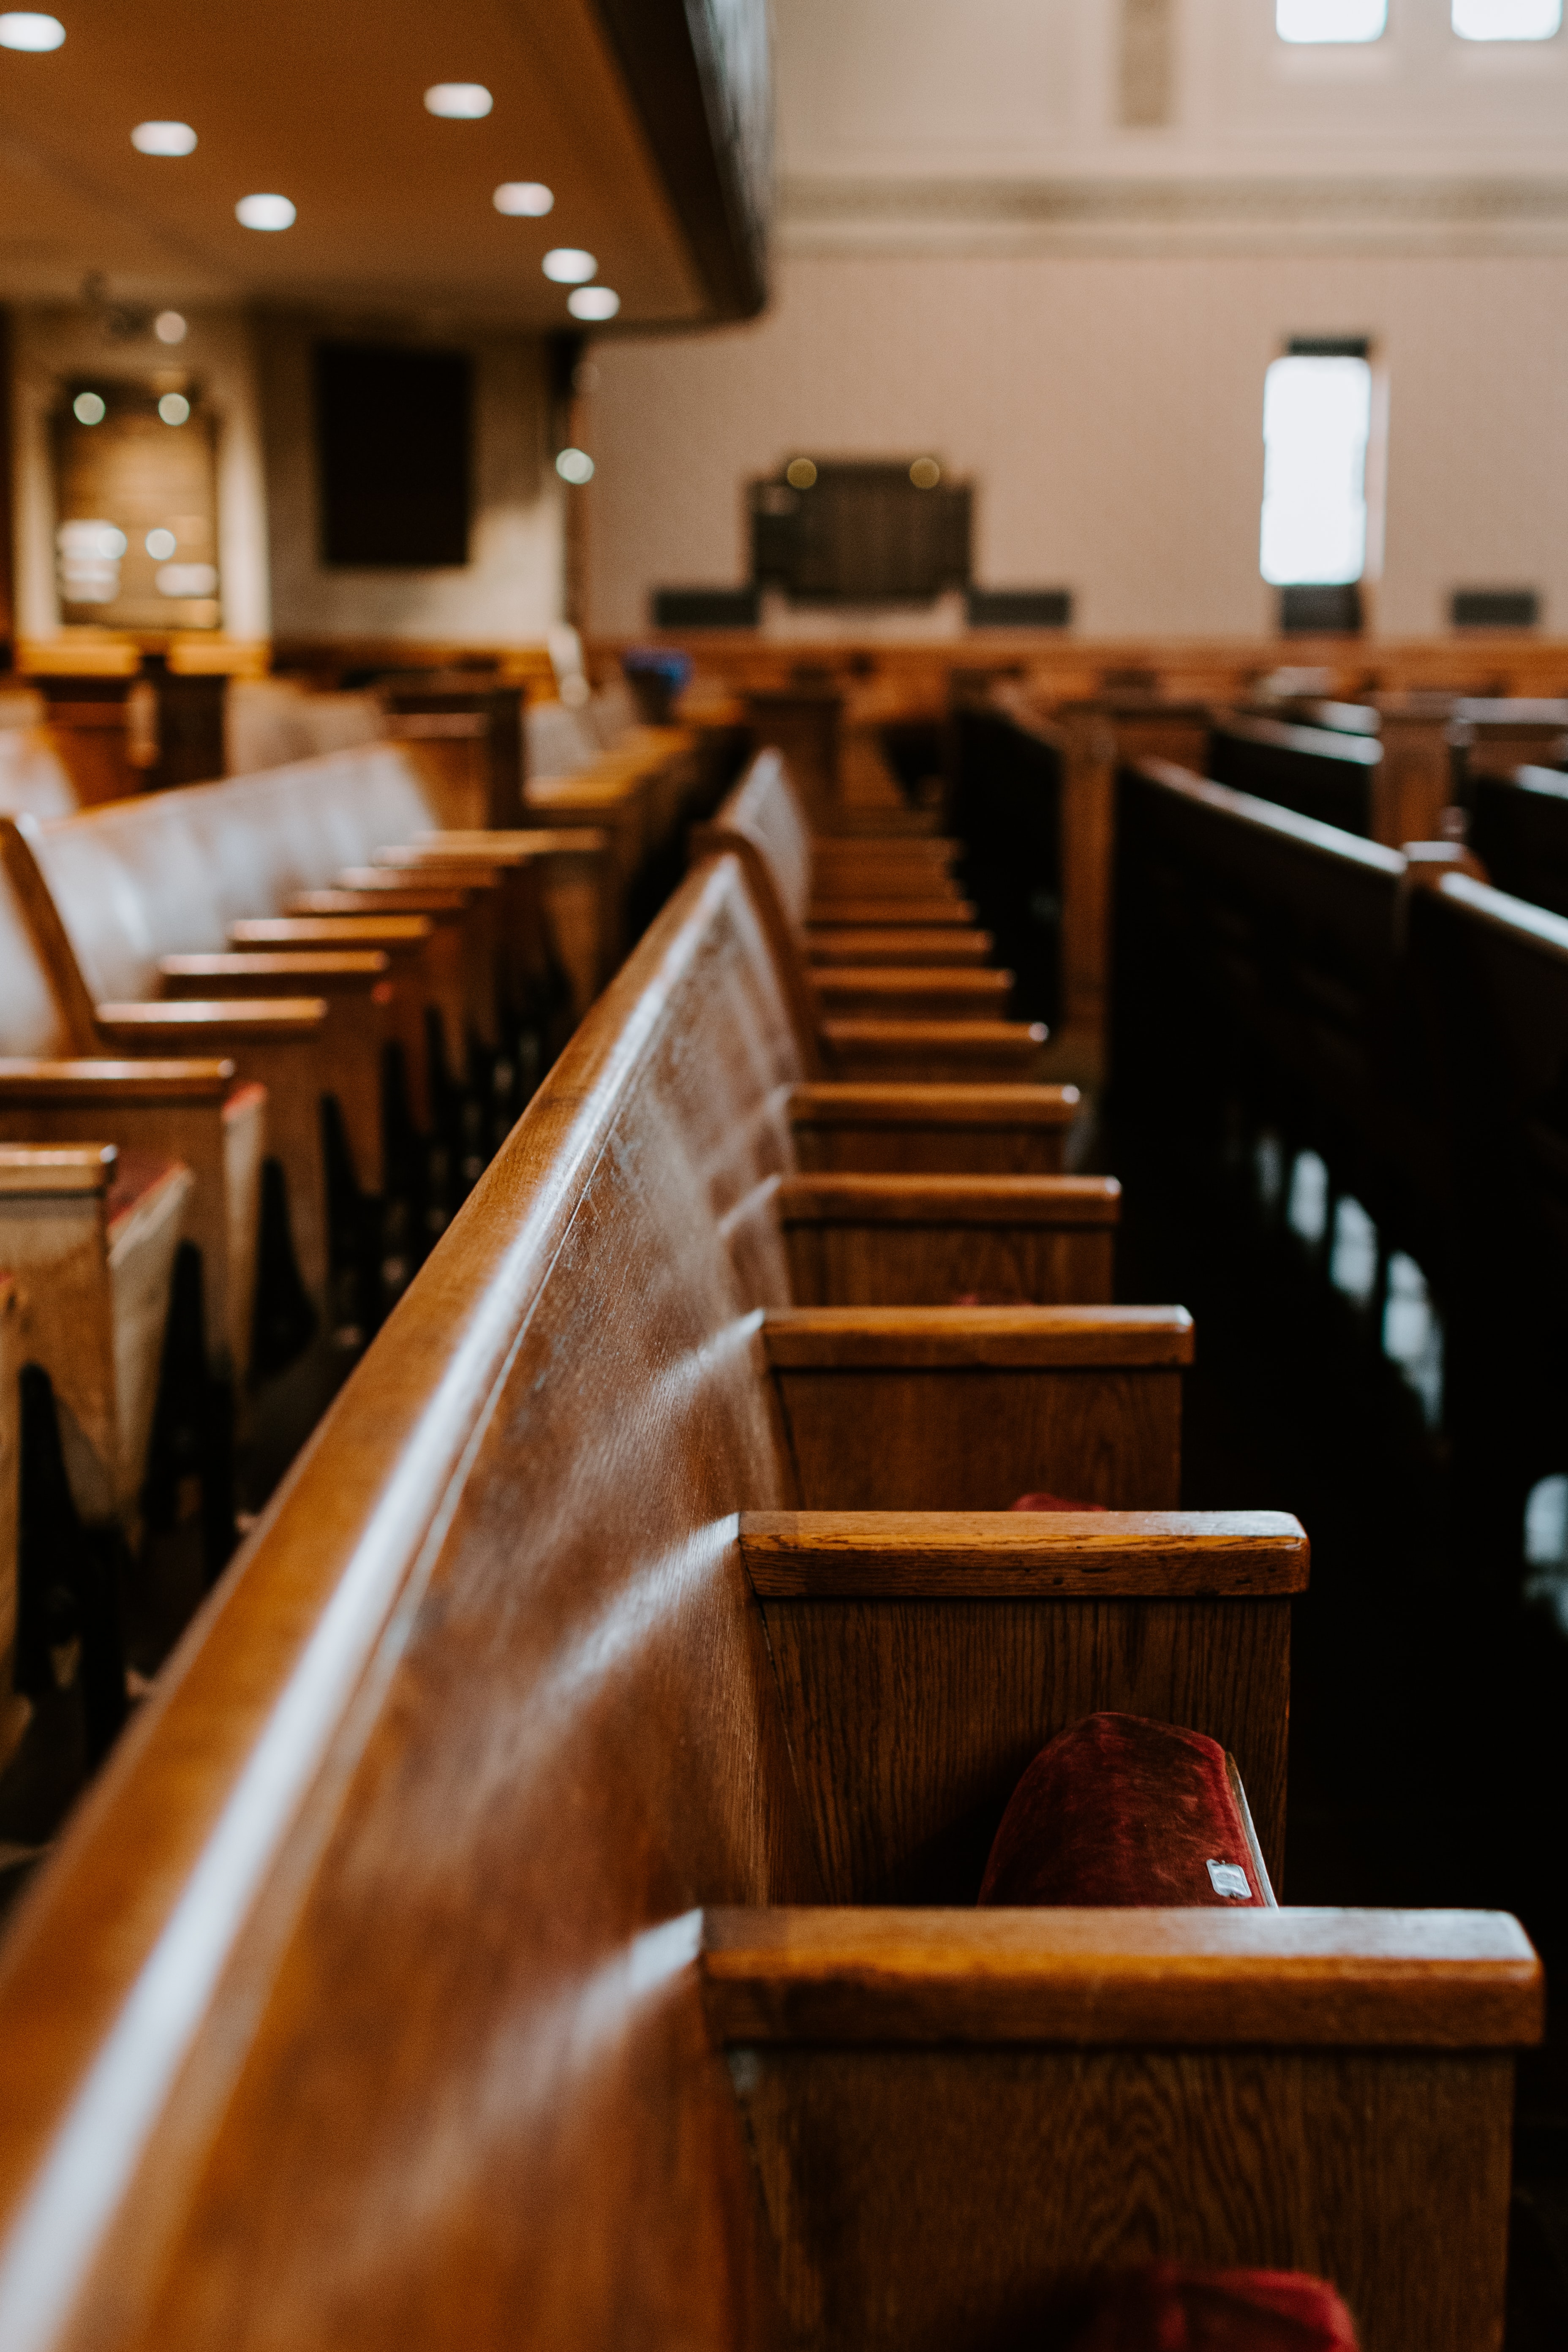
[154,310,186,344]
[131,121,196,156]
[493,181,553,216]
[555,448,594,484]
[235,192,295,231]
[0,14,64,50]
[543,248,596,284]
[567,286,619,321]
[158,392,190,425]
[786,458,817,490]
[145,528,177,559]
[425,82,491,118]
[71,391,105,425]
[909,457,942,489]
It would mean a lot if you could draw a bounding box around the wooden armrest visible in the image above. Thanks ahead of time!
[807,899,980,926]
[230,917,433,949]
[789,1083,1080,1130]
[285,889,468,917]
[823,1019,1046,1049]
[777,1176,1119,1227]
[409,827,612,859]
[160,952,390,987]
[96,999,328,1043]
[699,1906,1544,2047]
[337,866,497,896]
[0,1142,117,1195]
[762,1306,1192,1369]
[738,1509,1307,1596]
[806,927,995,965]
[0,1057,235,1101]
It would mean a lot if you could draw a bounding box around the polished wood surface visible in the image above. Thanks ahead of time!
[0,1273,22,1772]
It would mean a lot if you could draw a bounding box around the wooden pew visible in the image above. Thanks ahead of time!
[1,815,336,1312]
[0,851,1534,2352]
[0,729,78,823]
[1405,870,1568,1576]
[697,755,1050,1081]
[1468,765,1568,923]
[0,852,264,1400]
[1111,760,1443,1288]
[1206,711,1389,841]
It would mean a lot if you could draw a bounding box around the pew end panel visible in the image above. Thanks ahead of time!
[0,1059,256,1381]
[92,999,332,1307]
[777,1174,1119,1307]
[763,1307,1192,1511]
[740,1508,1306,1897]
[702,1906,1541,2352]
[788,1082,1081,1176]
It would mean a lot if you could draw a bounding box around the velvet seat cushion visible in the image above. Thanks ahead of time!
[1052,2265,1359,2351]
[978,1712,1264,1908]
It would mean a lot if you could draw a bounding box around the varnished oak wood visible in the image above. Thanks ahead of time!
[0,1273,23,1771]
[776,1175,1118,1308]
[789,1081,1079,1176]
[806,927,994,966]
[700,1906,1541,2044]
[763,1304,1193,1367]
[739,1509,1308,1595]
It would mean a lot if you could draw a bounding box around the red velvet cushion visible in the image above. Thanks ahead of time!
[1058,2265,1358,2351]
[978,1712,1265,1908]
[1012,1492,1107,1512]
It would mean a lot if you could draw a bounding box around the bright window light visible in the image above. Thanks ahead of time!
[1260,354,1372,587]
[157,561,217,596]
[0,13,64,50]
[567,286,619,321]
[235,192,295,231]
[425,82,491,118]
[131,121,196,155]
[1277,0,1386,38]
[543,247,596,284]
[1453,0,1560,35]
[494,181,553,216]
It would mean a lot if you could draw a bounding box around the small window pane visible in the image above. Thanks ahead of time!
[1277,0,1387,42]
[1453,0,1560,37]
[1260,355,1372,588]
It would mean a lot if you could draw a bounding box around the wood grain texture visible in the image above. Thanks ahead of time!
[811,967,1014,1020]
[739,1510,1308,1594]
[806,928,994,966]
[755,1588,1292,1895]
[724,2038,1518,2352]
[803,898,979,928]
[821,1018,1048,1082]
[789,1082,1077,1175]
[701,1906,1542,2042]
[764,1305,1194,1368]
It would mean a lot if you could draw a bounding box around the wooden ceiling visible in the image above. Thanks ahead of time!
[0,0,765,326]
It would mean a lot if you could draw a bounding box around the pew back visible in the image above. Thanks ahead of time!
[12,746,466,1007]
[1470,765,1568,924]
[1206,711,1383,839]
[0,855,1200,2352]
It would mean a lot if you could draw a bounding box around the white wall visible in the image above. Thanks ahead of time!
[9,305,271,642]
[587,250,1568,638]
[260,319,564,645]
[585,0,1568,640]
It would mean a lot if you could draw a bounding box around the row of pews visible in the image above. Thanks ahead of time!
[0,731,1542,2350]
[0,670,713,1796]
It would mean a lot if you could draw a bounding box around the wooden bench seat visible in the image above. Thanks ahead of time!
[0,849,1534,2352]
[697,755,1049,1080]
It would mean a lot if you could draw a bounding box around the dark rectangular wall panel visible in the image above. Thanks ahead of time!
[315,342,472,569]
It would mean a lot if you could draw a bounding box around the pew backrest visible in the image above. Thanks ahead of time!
[1206,711,1383,838]
[1469,765,1568,924]
[0,728,78,822]
[3,746,469,1007]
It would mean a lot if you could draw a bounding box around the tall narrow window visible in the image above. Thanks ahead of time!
[1277,0,1387,42]
[1452,0,1560,38]
[1260,348,1373,591]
